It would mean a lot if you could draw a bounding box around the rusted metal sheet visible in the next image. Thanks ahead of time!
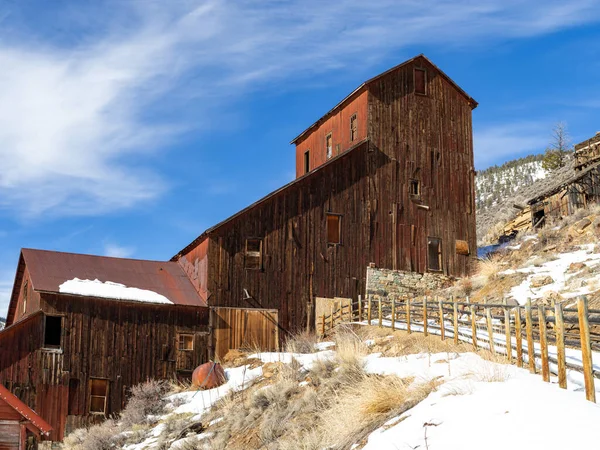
[6,249,206,326]
[0,384,52,436]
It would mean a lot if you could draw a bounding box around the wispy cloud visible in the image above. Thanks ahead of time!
[474,121,550,169]
[1,0,599,216]
[104,243,136,259]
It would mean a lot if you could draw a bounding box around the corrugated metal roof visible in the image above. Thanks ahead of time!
[0,383,52,435]
[21,249,207,307]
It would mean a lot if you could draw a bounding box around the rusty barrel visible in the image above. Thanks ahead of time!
[192,361,226,389]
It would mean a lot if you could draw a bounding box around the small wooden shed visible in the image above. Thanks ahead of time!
[0,384,52,450]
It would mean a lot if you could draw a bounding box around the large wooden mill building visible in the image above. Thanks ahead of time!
[0,54,477,442]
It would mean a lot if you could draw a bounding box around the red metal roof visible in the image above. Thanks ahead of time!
[0,384,52,435]
[6,249,206,324]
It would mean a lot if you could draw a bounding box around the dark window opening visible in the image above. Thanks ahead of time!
[245,238,263,270]
[89,378,108,414]
[409,179,421,199]
[414,68,427,95]
[326,133,333,159]
[428,237,442,272]
[178,334,194,351]
[327,214,342,245]
[533,209,545,228]
[43,315,62,348]
[350,114,358,141]
[304,150,310,173]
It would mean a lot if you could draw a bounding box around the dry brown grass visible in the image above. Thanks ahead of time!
[478,255,503,282]
[284,331,321,354]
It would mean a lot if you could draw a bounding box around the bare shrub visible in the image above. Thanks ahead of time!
[478,256,502,282]
[284,331,320,354]
[537,226,559,247]
[120,380,172,427]
[63,420,125,450]
[333,326,367,377]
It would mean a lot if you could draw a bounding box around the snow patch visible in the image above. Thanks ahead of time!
[59,278,173,304]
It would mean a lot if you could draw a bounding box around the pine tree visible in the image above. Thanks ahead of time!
[542,122,572,171]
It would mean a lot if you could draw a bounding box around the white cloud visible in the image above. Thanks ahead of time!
[104,243,136,259]
[1,0,599,216]
[474,122,549,169]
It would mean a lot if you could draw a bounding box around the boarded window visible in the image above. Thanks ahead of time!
[178,334,194,351]
[43,315,62,348]
[409,179,420,199]
[350,114,357,141]
[304,150,310,173]
[414,68,427,95]
[428,237,442,272]
[245,238,263,270]
[326,133,333,159]
[89,378,108,414]
[326,214,341,245]
[22,280,28,314]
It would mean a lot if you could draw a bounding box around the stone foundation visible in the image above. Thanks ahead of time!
[366,266,453,299]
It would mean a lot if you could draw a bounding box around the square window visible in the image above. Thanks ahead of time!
[326,134,333,160]
[414,68,427,95]
[326,214,341,245]
[245,238,263,270]
[350,114,357,141]
[178,334,194,351]
[428,237,442,272]
[409,179,421,199]
[89,378,108,414]
[43,315,62,348]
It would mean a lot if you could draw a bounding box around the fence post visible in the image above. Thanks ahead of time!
[423,296,428,337]
[470,304,478,349]
[554,301,567,389]
[453,297,459,345]
[378,297,382,328]
[330,305,334,332]
[577,296,596,402]
[503,298,512,362]
[485,299,495,355]
[391,297,396,332]
[438,298,445,341]
[367,296,372,324]
[406,297,412,334]
[525,298,536,374]
[514,306,523,368]
[538,305,550,382]
[358,295,363,322]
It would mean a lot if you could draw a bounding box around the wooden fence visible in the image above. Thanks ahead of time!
[319,295,600,403]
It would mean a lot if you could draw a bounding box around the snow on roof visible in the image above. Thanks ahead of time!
[59,278,173,305]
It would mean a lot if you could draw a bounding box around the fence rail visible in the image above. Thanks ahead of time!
[319,294,599,403]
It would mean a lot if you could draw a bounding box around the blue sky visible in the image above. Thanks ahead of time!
[1,0,600,316]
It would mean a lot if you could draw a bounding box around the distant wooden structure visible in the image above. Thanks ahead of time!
[575,132,600,170]
[172,54,478,346]
[0,249,209,441]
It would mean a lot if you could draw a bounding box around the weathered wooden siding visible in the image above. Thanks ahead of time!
[177,238,210,300]
[205,141,387,335]
[295,90,369,177]
[9,268,40,325]
[368,57,476,276]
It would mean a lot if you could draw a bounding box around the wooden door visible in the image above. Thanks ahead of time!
[211,308,279,361]
[0,420,20,450]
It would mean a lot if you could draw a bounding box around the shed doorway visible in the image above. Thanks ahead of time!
[211,307,279,361]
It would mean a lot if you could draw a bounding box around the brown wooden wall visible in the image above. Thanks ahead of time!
[10,268,40,325]
[367,57,476,276]
[295,89,368,178]
[177,238,210,300]
[0,296,209,441]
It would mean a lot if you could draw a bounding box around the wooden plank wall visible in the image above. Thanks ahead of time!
[294,90,369,178]
[368,57,476,277]
[9,267,41,325]
[211,307,279,360]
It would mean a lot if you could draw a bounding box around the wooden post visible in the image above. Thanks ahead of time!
[538,305,550,382]
[485,299,495,355]
[554,301,567,389]
[503,299,512,362]
[406,297,412,334]
[378,297,382,328]
[453,298,459,345]
[330,305,334,332]
[577,296,596,402]
[525,298,536,374]
[438,298,445,341]
[368,296,372,324]
[470,304,478,349]
[423,296,428,337]
[321,313,326,337]
[358,295,363,322]
[514,306,523,368]
[391,297,396,331]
